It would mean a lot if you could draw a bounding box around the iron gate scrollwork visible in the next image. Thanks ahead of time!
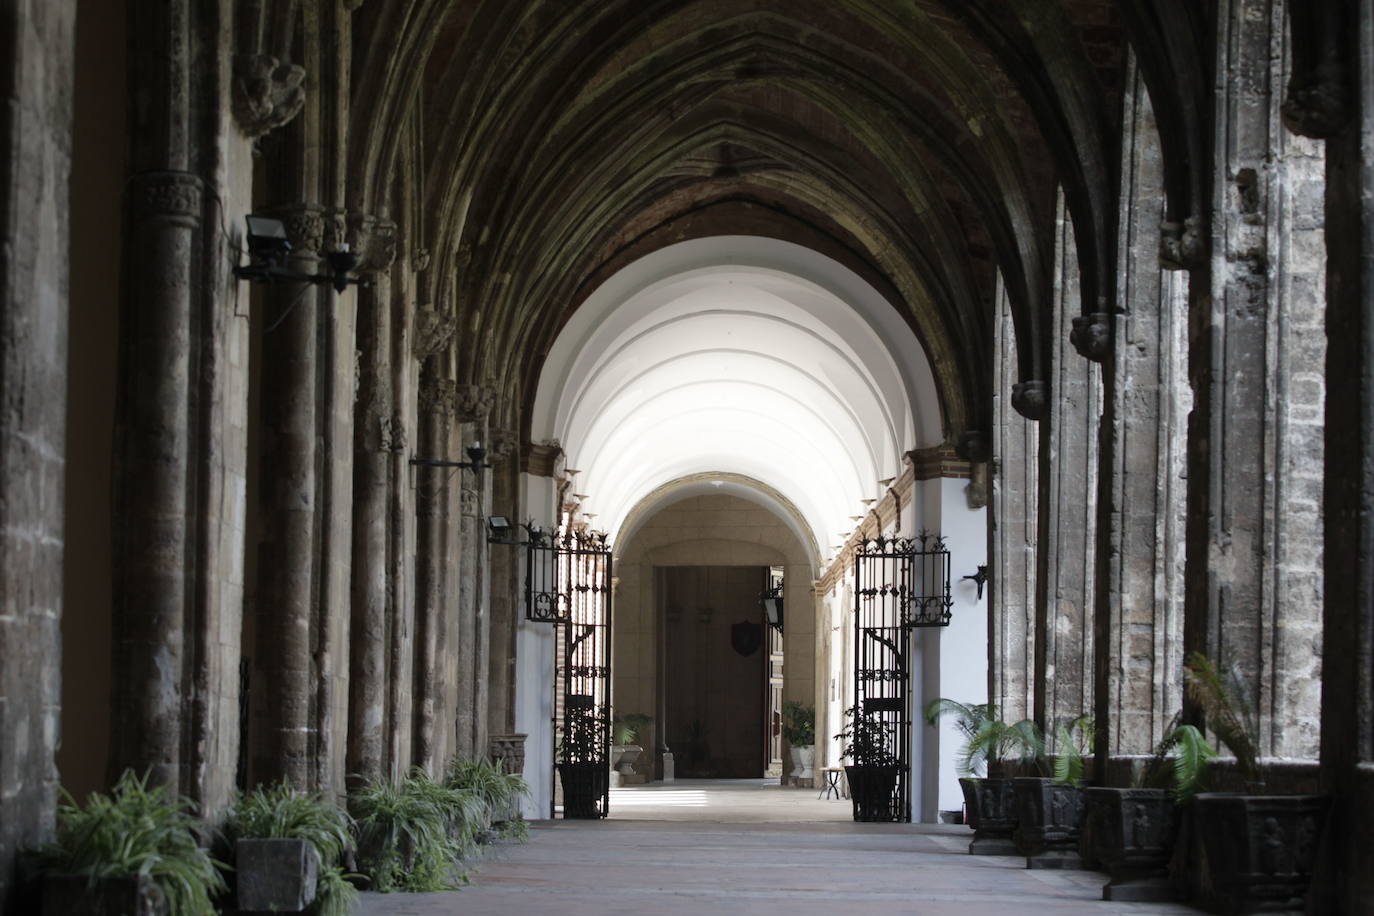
[850,532,953,823]
[528,527,613,818]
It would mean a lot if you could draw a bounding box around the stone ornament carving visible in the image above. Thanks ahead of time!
[232,54,306,139]
[380,415,406,453]
[488,734,527,776]
[956,430,990,464]
[418,376,456,417]
[347,212,398,273]
[454,385,495,423]
[1070,312,1113,363]
[266,205,326,258]
[489,428,517,460]
[412,247,432,274]
[130,171,203,228]
[1159,216,1206,271]
[1011,380,1047,421]
[461,487,480,518]
[412,307,456,361]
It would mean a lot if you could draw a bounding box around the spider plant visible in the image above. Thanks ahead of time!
[1183,651,1260,788]
[34,769,227,916]
[923,699,1043,777]
[444,755,531,837]
[224,780,359,916]
[350,770,465,892]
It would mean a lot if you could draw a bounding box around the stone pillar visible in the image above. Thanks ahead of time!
[347,222,398,785]
[455,385,494,761]
[486,427,521,736]
[1309,0,1374,908]
[991,278,1038,723]
[1189,0,1325,759]
[254,206,326,788]
[0,0,75,906]
[1034,194,1101,740]
[412,367,454,773]
[1094,61,1191,759]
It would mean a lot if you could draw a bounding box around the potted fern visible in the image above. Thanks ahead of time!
[1182,652,1328,913]
[34,770,226,916]
[781,701,816,786]
[1083,718,1215,901]
[224,780,359,915]
[925,699,1041,855]
[836,705,902,821]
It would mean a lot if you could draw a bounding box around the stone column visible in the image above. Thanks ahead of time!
[347,221,398,784]
[1094,61,1191,760]
[0,0,75,904]
[412,350,454,772]
[486,427,521,737]
[455,385,494,761]
[991,278,1038,723]
[1034,194,1101,740]
[1305,0,1374,908]
[1189,0,1325,759]
[254,205,325,788]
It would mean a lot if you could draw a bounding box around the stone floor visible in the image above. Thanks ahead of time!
[357,779,1202,915]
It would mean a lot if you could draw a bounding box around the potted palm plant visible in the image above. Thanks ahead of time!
[781,701,816,786]
[1013,714,1088,869]
[1181,653,1328,913]
[34,770,226,916]
[925,699,1041,855]
[1083,718,1214,901]
[836,705,902,821]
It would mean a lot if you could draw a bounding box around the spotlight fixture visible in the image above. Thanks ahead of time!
[487,515,514,544]
[232,214,367,294]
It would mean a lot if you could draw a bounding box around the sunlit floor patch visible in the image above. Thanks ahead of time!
[608,789,709,806]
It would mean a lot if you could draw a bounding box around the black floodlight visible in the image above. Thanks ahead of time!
[488,515,514,544]
[233,213,367,294]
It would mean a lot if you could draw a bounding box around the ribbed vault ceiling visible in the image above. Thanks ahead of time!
[346,0,1130,443]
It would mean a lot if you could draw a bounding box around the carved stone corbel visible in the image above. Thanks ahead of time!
[455,385,495,424]
[1011,381,1047,422]
[418,376,456,418]
[489,428,518,462]
[1159,216,1206,271]
[1070,312,1113,363]
[412,247,432,274]
[412,307,456,361]
[232,54,305,139]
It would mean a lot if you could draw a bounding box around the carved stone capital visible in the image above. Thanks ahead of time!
[455,385,495,423]
[265,205,326,258]
[418,376,456,417]
[1070,312,1113,363]
[412,307,456,361]
[488,734,528,776]
[130,171,203,227]
[1011,381,1048,421]
[489,428,518,460]
[1160,216,1206,271]
[232,54,305,139]
[380,415,406,453]
[348,213,398,273]
[525,441,562,477]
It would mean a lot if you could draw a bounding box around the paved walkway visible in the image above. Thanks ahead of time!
[357,780,1201,915]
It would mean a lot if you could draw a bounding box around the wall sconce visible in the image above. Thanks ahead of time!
[962,565,989,601]
[759,582,784,634]
[232,214,367,294]
[409,442,493,473]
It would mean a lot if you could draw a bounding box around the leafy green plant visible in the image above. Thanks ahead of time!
[923,699,1043,777]
[443,755,531,839]
[557,709,607,763]
[224,780,359,916]
[836,705,899,768]
[1183,651,1260,788]
[781,701,815,746]
[350,770,469,892]
[611,712,653,746]
[1050,714,1093,787]
[1134,715,1219,802]
[34,770,227,916]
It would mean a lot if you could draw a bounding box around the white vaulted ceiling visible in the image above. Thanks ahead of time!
[530,237,944,569]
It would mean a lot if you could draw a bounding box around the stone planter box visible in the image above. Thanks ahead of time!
[1013,777,1086,868]
[844,764,901,822]
[1083,786,1175,901]
[1192,793,1327,914]
[42,875,167,916]
[236,837,318,912]
[960,776,1018,855]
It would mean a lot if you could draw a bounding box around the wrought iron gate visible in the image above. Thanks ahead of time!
[850,532,952,822]
[527,527,613,818]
